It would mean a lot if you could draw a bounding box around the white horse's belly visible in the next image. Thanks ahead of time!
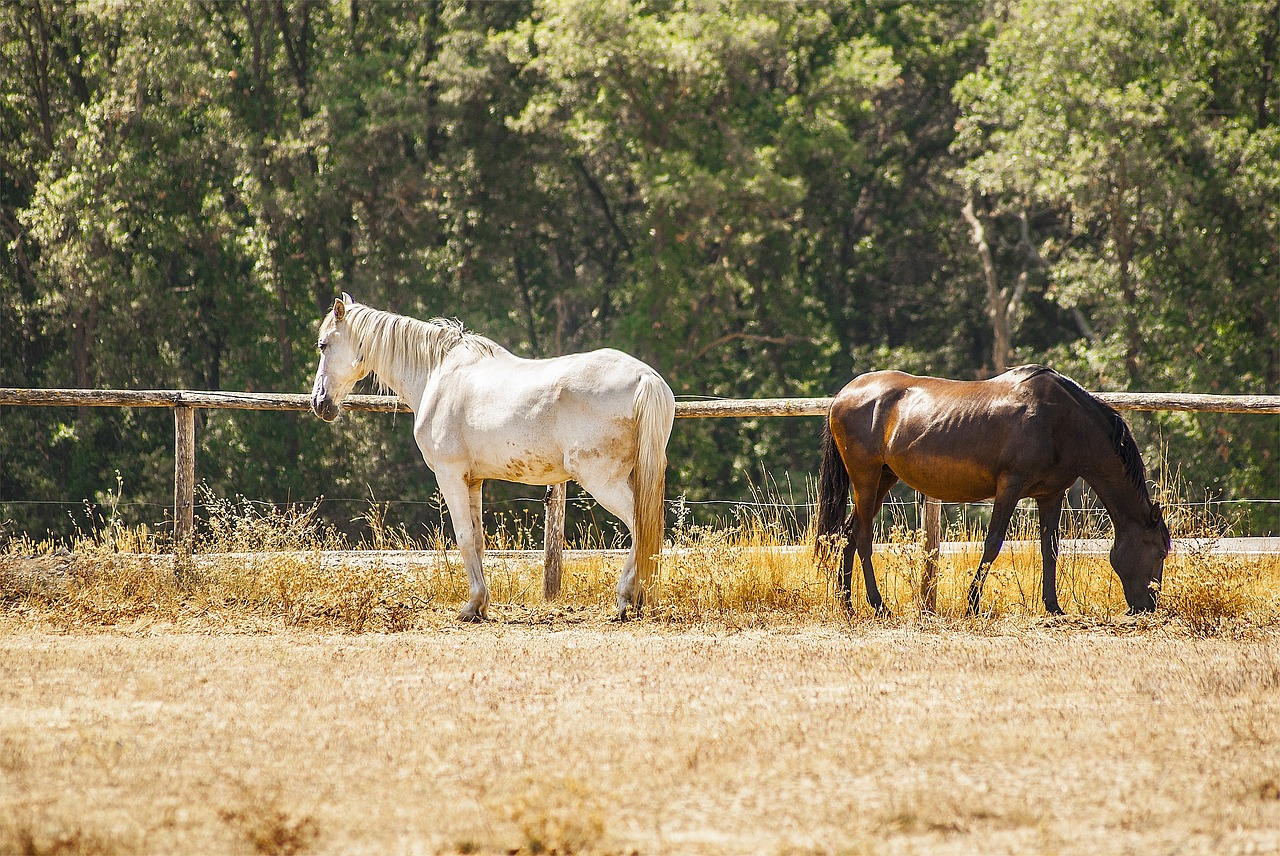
[469,446,572,484]
[465,425,634,486]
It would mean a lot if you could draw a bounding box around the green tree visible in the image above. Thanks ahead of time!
[501,0,991,499]
[1,0,1274,541]
[954,0,1278,517]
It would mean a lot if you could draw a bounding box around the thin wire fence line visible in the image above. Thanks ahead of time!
[4,496,1276,510]
[4,388,1276,545]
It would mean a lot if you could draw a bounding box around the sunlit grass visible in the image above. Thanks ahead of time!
[1,483,1277,636]
[2,486,1275,856]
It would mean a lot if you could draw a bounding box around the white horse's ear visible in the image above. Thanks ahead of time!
[333,298,346,322]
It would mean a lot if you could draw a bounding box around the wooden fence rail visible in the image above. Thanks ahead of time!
[2,387,1280,414]
[3,387,1278,601]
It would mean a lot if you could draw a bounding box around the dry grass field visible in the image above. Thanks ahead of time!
[2,503,1279,855]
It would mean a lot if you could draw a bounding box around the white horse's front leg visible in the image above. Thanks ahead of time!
[469,481,485,565]
[439,474,489,621]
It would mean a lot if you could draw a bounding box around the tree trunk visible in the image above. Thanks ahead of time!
[962,199,1009,374]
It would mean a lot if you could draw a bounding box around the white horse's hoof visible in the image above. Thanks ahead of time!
[614,599,643,622]
[614,586,644,622]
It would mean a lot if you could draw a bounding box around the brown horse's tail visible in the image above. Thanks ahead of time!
[632,373,675,604]
[815,418,850,567]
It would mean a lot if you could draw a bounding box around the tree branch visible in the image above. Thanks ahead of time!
[962,198,1010,373]
[573,157,632,258]
[693,332,814,361]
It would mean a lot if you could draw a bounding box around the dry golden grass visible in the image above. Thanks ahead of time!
[3,495,1277,635]
[2,499,1279,854]
[2,625,1279,855]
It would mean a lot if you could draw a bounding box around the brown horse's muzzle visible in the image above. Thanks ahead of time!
[1120,574,1161,614]
[1125,594,1158,614]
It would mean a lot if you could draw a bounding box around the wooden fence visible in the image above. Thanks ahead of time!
[2,386,1278,605]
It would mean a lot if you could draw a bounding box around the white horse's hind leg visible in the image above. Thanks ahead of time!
[574,474,640,619]
[438,474,489,621]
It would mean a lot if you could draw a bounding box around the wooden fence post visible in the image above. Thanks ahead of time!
[2,387,1278,573]
[174,405,195,553]
[543,482,567,599]
[921,496,941,614]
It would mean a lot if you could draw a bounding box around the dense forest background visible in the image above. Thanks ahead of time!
[2,0,1277,542]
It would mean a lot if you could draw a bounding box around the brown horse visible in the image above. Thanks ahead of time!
[816,365,1170,616]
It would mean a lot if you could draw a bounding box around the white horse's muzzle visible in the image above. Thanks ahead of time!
[311,390,342,422]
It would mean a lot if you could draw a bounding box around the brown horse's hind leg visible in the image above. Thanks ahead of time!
[836,514,859,613]
[1037,492,1066,615]
[846,466,898,616]
[967,487,1020,616]
[841,513,888,616]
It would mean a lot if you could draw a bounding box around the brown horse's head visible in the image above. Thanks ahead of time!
[1109,502,1171,613]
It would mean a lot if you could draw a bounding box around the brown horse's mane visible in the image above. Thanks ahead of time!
[1023,366,1158,514]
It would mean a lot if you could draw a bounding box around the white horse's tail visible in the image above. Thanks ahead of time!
[632,373,674,604]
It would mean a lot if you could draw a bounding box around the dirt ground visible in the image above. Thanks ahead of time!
[2,621,1278,856]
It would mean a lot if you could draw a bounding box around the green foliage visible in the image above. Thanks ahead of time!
[958,3,1277,355]
[0,0,1275,540]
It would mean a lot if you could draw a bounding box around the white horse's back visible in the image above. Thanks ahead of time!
[421,347,670,487]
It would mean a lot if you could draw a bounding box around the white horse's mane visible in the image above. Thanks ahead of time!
[343,304,503,383]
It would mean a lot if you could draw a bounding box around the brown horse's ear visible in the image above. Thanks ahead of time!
[333,297,346,322]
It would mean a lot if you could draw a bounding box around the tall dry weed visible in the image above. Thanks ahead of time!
[1161,547,1280,635]
[504,776,607,855]
[2,480,1277,632]
[218,796,319,856]
[196,489,346,554]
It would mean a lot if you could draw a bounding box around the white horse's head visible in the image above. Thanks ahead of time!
[310,293,368,422]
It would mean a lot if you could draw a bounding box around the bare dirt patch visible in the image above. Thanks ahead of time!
[4,506,1279,854]
[2,623,1278,855]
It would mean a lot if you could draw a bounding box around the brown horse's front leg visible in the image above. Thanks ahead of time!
[968,490,1020,616]
[1037,493,1065,615]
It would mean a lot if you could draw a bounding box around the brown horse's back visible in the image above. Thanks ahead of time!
[829,366,1080,504]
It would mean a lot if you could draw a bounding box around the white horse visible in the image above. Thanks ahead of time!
[309,294,675,621]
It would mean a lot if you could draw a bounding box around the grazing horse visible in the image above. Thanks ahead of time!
[816,365,1170,616]
[309,294,674,621]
